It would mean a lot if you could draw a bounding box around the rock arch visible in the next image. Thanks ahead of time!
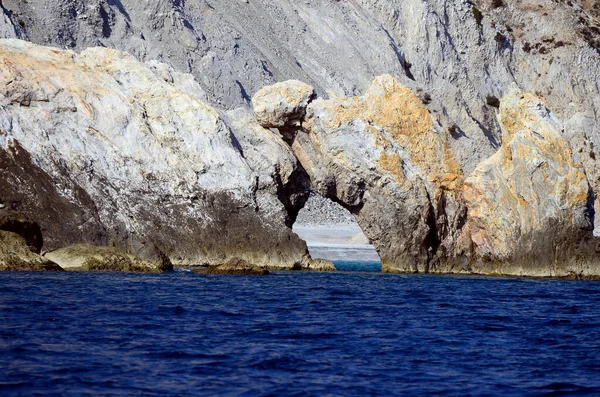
[253,76,600,278]
[253,76,465,272]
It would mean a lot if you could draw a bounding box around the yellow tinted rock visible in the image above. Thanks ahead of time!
[252,80,316,128]
[463,89,592,259]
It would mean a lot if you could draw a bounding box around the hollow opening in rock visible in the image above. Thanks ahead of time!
[292,191,382,272]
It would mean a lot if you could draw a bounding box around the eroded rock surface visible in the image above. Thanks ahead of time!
[1,0,598,230]
[0,39,311,269]
[455,90,600,278]
[255,75,464,272]
[44,244,171,273]
[194,258,270,275]
[254,76,600,277]
[0,231,62,271]
[253,80,315,129]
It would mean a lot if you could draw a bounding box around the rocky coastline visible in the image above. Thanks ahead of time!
[0,0,599,278]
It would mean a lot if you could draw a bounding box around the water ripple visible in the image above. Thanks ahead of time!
[1,270,600,396]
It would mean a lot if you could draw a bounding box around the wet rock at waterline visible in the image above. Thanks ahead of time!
[44,244,172,273]
[301,258,337,272]
[0,231,62,272]
[193,258,270,276]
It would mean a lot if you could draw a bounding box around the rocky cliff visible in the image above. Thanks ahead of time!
[1,0,598,227]
[0,0,599,276]
[253,76,600,278]
[0,39,312,268]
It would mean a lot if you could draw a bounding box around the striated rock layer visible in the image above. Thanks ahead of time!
[0,39,313,269]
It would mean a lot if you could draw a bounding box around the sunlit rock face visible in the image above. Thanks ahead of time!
[458,90,600,278]
[254,77,600,278]
[464,90,592,258]
[0,39,312,269]
[1,0,598,210]
[254,75,466,272]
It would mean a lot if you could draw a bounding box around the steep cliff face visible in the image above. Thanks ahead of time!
[457,89,600,278]
[0,39,311,268]
[0,0,599,275]
[1,0,597,216]
[464,90,593,259]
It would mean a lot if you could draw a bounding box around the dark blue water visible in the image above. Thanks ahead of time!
[2,267,600,396]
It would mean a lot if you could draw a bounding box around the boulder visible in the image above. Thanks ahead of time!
[194,258,270,275]
[252,80,316,129]
[0,230,62,271]
[301,258,336,272]
[44,244,172,273]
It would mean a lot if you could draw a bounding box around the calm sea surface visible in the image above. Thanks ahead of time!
[2,262,600,396]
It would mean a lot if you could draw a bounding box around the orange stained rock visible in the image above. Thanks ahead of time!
[0,41,220,127]
[378,152,409,186]
[310,75,462,191]
[463,89,591,256]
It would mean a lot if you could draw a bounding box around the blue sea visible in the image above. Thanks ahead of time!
[2,261,600,396]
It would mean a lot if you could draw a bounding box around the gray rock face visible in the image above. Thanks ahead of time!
[0,39,311,268]
[2,0,597,229]
[295,192,356,226]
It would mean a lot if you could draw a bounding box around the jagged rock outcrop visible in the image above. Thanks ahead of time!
[454,90,600,278]
[255,75,465,272]
[44,244,171,273]
[0,39,312,269]
[2,0,598,229]
[0,230,62,271]
[254,77,600,277]
[0,0,599,276]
